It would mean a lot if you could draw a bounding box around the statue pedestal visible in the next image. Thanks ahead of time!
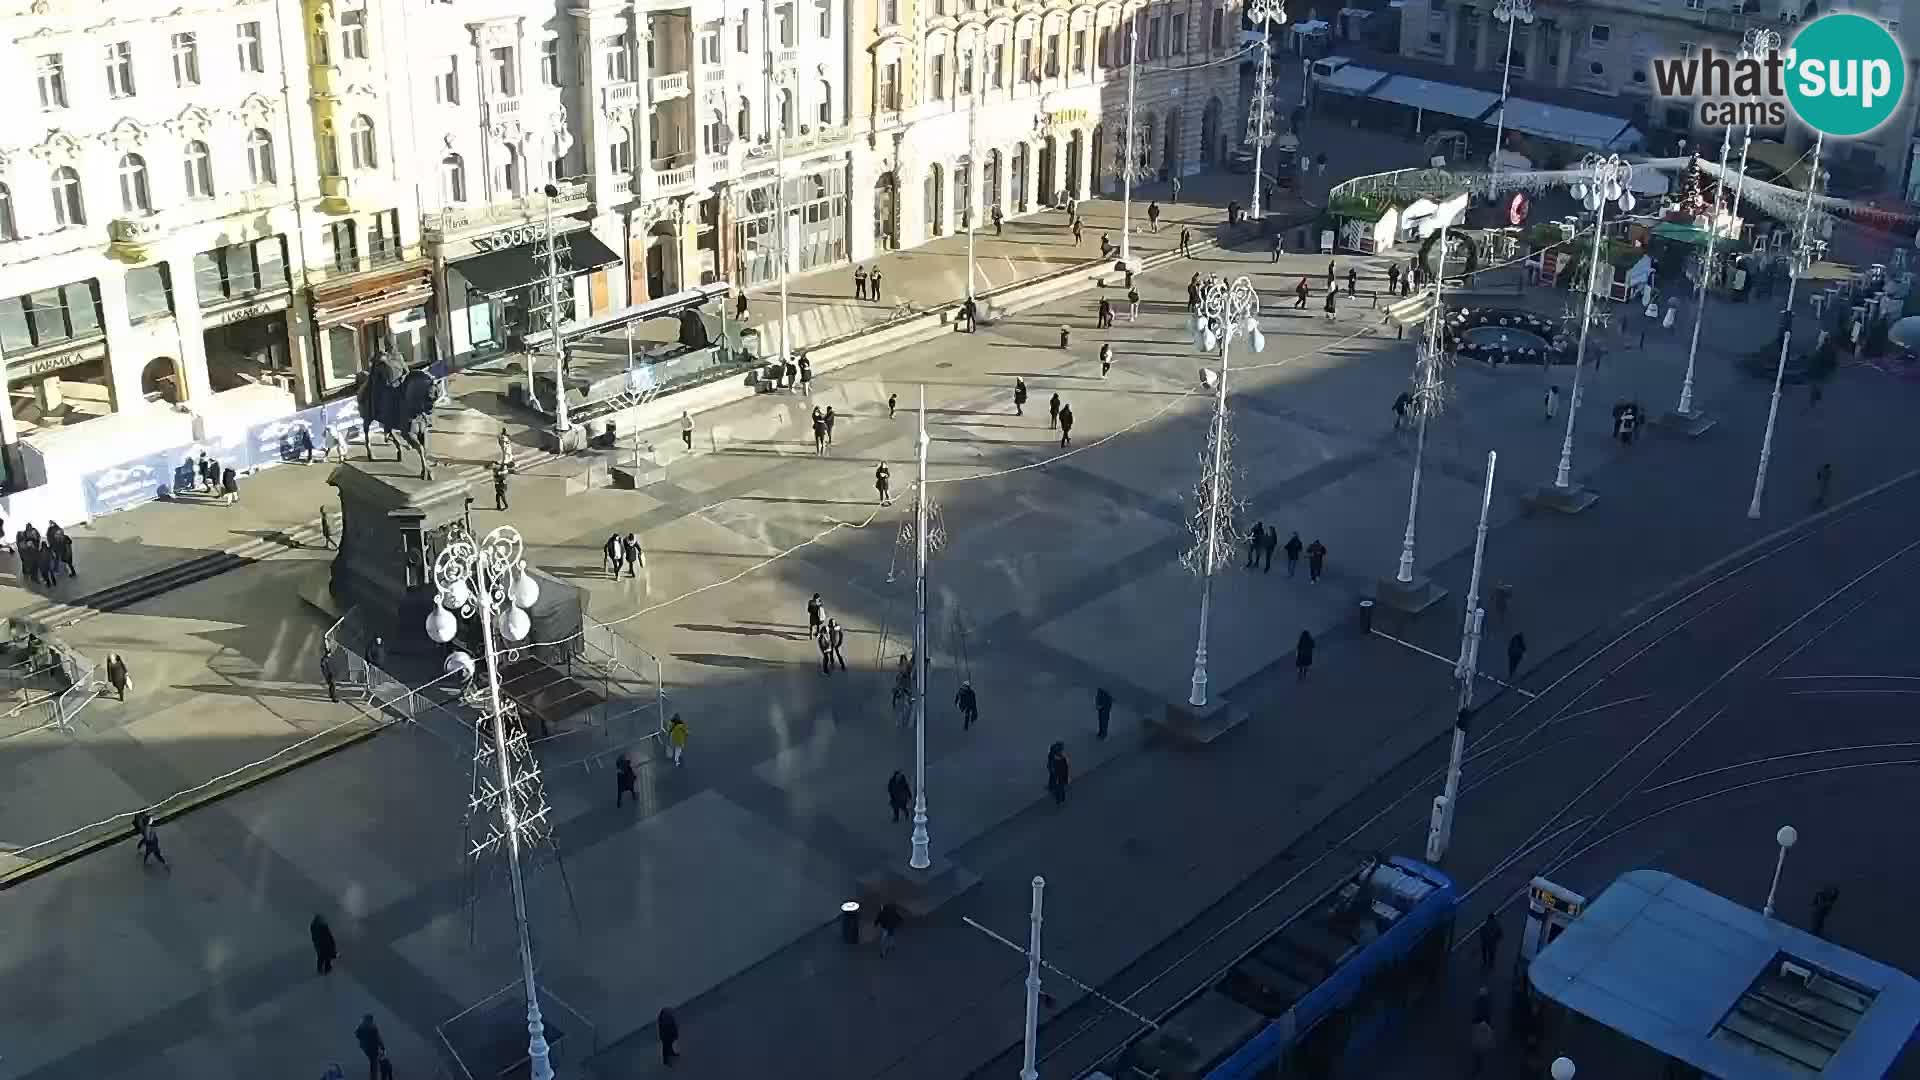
[328,458,475,654]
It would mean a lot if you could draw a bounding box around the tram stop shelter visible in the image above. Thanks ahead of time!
[1528,869,1920,1078]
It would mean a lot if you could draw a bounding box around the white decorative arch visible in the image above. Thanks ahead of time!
[100,117,150,152]
[168,105,215,140]
[233,92,278,127]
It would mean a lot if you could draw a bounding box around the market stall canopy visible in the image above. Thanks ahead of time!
[1499,98,1642,150]
[1369,75,1499,122]
[1650,222,1714,246]
[1741,139,1815,190]
[1629,169,1670,196]
[1318,63,1389,97]
[458,231,622,298]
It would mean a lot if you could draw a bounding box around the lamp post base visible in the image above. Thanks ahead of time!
[857,859,981,919]
[1652,409,1717,438]
[1524,481,1600,515]
[1373,575,1449,618]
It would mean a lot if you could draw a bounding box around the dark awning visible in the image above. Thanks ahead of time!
[456,230,622,297]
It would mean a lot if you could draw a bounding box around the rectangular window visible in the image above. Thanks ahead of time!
[171,32,200,87]
[540,38,560,85]
[606,36,631,81]
[991,43,1005,87]
[1590,24,1610,44]
[882,0,899,25]
[340,9,369,60]
[778,2,796,45]
[1170,13,1184,53]
[960,49,974,94]
[236,22,265,72]
[1020,38,1034,80]
[368,210,400,262]
[700,30,721,65]
[1074,30,1087,71]
[930,52,946,99]
[610,134,632,173]
[491,46,516,94]
[36,53,66,109]
[1,280,101,353]
[1098,27,1112,65]
[817,0,832,37]
[880,59,900,109]
[104,41,135,99]
[1046,34,1060,76]
[436,55,459,103]
[737,14,751,52]
[1211,8,1224,48]
[326,221,358,274]
[125,265,174,322]
[1148,16,1163,58]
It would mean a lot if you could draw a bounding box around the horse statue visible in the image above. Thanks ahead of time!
[355,345,438,481]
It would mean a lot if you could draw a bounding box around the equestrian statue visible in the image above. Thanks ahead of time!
[355,345,439,480]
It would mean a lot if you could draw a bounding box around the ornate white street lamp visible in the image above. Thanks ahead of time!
[1245,0,1286,219]
[1487,0,1533,194]
[1119,24,1145,269]
[1548,155,1636,496]
[1185,277,1265,707]
[1763,824,1798,917]
[1748,133,1825,520]
[426,524,554,1080]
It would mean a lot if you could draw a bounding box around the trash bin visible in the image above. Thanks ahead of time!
[1359,599,1375,634]
[839,900,861,945]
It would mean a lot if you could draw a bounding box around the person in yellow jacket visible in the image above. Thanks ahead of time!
[667,714,688,766]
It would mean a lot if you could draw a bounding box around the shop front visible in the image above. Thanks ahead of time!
[436,221,622,366]
[201,292,292,395]
[730,158,850,288]
[308,263,436,392]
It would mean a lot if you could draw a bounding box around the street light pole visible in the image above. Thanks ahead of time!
[763,0,793,368]
[1676,124,1736,419]
[543,189,570,433]
[1396,219,1449,584]
[1019,875,1046,1080]
[1427,449,1496,864]
[966,34,980,301]
[1487,0,1534,195]
[1245,0,1286,219]
[1120,24,1140,268]
[1553,155,1636,490]
[1187,277,1265,708]
[1748,132,1823,521]
[426,526,553,1080]
[909,386,932,871]
[1763,824,1798,918]
[1727,30,1782,230]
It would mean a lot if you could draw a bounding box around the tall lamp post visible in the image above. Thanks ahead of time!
[1393,203,1459,587]
[425,524,554,1080]
[1119,24,1142,269]
[541,186,571,433]
[1747,133,1824,520]
[1543,155,1636,506]
[1670,126,1736,424]
[762,1,795,369]
[1727,29,1783,230]
[1185,277,1266,708]
[1245,0,1286,219]
[1487,0,1533,194]
[1763,824,1798,918]
[909,386,934,870]
[1019,875,1046,1080]
[963,29,983,300]
[1426,450,1497,864]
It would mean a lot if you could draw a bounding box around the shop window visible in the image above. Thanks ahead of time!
[0,183,14,241]
[194,238,287,305]
[442,153,467,202]
[125,264,174,322]
[0,279,103,354]
[50,167,84,227]
[117,154,152,215]
[248,128,277,186]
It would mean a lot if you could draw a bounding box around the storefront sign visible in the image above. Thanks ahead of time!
[471,223,551,254]
[1046,108,1091,129]
[203,293,291,330]
[12,342,106,380]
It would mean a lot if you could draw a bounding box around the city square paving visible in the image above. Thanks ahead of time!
[5,160,1920,1077]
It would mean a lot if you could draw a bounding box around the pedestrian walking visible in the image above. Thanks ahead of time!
[615,754,638,807]
[1046,741,1071,805]
[1814,462,1833,508]
[657,1007,680,1066]
[1467,1015,1495,1076]
[106,653,131,701]
[136,821,168,869]
[854,264,869,300]
[327,426,347,463]
[1179,227,1192,257]
[603,534,623,577]
[993,206,1004,235]
[1147,201,1161,232]
[1811,885,1839,937]
[355,1015,385,1080]
[1271,233,1283,263]
[1305,538,1327,583]
[1013,378,1028,415]
[1126,287,1140,321]
[1246,520,1265,568]
[812,409,827,456]
[870,269,884,303]
[1392,391,1412,430]
[1098,297,1114,328]
[824,406,837,446]
[367,637,386,670]
[828,618,847,671]
[681,410,694,451]
[888,770,913,822]
[955,680,979,729]
[49,524,74,577]
[198,451,214,492]
[1323,289,1337,322]
[798,352,813,393]
[667,714,688,766]
[1388,263,1401,293]
[321,506,337,550]
[1315,151,1327,176]
[1283,532,1302,577]
[1099,342,1114,378]
[492,463,509,510]
[1072,218,1084,245]
[1261,524,1277,572]
[1326,260,1336,290]
[296,426,316,464]
[875,901,905,957]
[1170,176,1182,202]
[807,592,825,635]
[1295,277,1310,309]
[309,913,338,974]
[1506,633,1527,679]
[889,392,899,419]
[1544,385,1560,422]
[320,648,338,703]
[623,533,643,576]
[875,462,892,504]
[221,466,239,506]
[1479,911,1504,972]
[1058,403,1074,447]
[817,624,835,674]
[1347,268,1358,296]
[1048,392,1061,429]
[1187,276,1201,311]
[1295,630,1315,680]
[784,356,799,391]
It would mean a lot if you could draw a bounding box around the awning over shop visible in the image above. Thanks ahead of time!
[1498,98,1642,150]
[1368,76,1499,122]
[457,231,623,298]
[310,263,435,330]
[1320,64,1390,96]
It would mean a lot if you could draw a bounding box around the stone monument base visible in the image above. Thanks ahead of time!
[1653,409,1716,438]
[857,859,982,919]
[1373,575,1449,617]
[1524,481,1599,515]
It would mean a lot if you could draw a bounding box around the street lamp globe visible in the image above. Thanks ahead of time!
[1551,1057,1577,1080]
[445,650,477,680]
[426,603,458,644]
[510,569,541,610]
[1494,0,1534,23]
[498,604,532,643]
[1778,825,1799,849]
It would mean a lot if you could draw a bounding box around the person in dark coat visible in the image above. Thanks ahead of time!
[367,637,386,669]
[1046,742,1071,805]
[869,268,884,303]
[1347,267,1358,296]
[492,463,509,511]
[1479,911,1504,972]
[1048,392,1061,430]
[826,619,847,671]
[1507,633,1527,679]
[1098,297,1114,328]
[817,624,835,675]
[1295,276,1310,309]
[1322,288,1337,321]
[623,533,643,577]
[657,1006,680,1065]
[875,901,905,957]
[310,914,338,974]
[220,466,239,506]
[1058,403,1074,448]
[1094,687,1113,738]
[320,648,338,703]
[888,770,913,822]
[106,653,131,701]
[1283,531,1303,576]
[1811,885,1840,938]
[1261,525,1278,572]
[823,406,837,446]
[603,534,622,577]
[296,426,315,464]
[1305,539,1327,583]
[811,408,827,456]
[798,352,813,392]
[615,754,638,807]
[1013,378,1028,416]
[954,681,979,729]
[355,1014,385,1080]
[874,463,891,504]
[1246,520,1265,568]
[1295,630,1315,680]
[48,523,74,577]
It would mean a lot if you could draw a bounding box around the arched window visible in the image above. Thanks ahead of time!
[441,153,467,203]
[497,144,521,196]
[737,96,752,143]
[348,114,378,169]
[817,79,832,125]
[183,140,214,199]
[247,128,277,185]
[779,88,794,135]
[117,153,152,214]
[0,183,15,240]
[50,167,83,226]
[608,127,632,174]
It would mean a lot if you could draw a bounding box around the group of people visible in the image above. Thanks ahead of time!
[1243,522,1329,585]
[602,532,645,578]
[811,405,838,455]
[9,519,75,588]
[807,593,849,675]
[851,265,888,303]
[188,450,242,506]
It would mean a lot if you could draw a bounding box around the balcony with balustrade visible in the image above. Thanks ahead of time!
[650,72,691,101]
